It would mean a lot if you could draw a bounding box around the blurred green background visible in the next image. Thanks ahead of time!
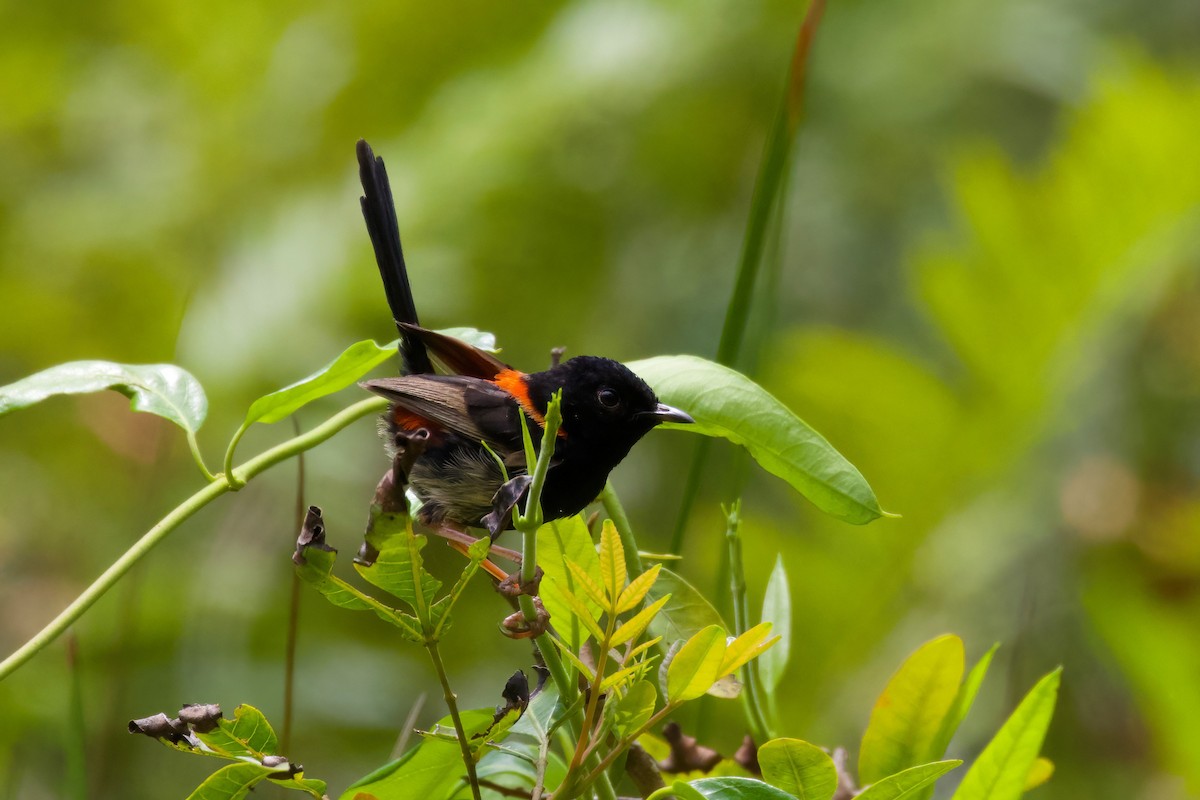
[2,0,1199,797]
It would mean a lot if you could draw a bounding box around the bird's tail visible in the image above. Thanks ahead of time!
[356,139,433,375]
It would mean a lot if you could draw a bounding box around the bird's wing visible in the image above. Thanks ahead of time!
[362,374,528,454]
[399,323,513,379]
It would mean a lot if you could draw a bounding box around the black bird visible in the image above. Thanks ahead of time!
[355,140,691,567]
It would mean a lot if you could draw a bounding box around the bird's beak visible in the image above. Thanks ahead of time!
[642,403,694,425]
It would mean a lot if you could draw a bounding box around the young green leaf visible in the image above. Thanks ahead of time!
[538,518,604,650]
[355,514,441,615]
[545,634,597,682]
[612,681,657,739]
[667,625,728,703]
[197,705,278,758]
[565,560,609,610]
[856,760,962,800]
[0,361,207,433]
[648,568,727,647]
[859,635,965,785]
[687,776,802,799]
[924,643,999,782]
[600,660,654,693]
[758,556,791,694]
[617,563,663,615]
[548,577,606,644]
[341,735,466,800]
[758,738,838,800]
[599,520,628,604]
[950,669,1061,800]
[611,594,672,648]
[718,622,778,677]
[627,355,885,525]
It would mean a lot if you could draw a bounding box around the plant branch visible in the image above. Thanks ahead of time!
[600,481,643,577]
[0,396,387,682]
[725,502,770,743]
[426,641,482,800]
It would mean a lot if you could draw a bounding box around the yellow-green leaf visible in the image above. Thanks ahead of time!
[598,520,627,603]
[611,595,671,648]
[549,577,606,644]
[718,622,777,676]
[617,563,663,615]
[565,560,608,610]
[758,738,838,800]
[1024,758,1054,791]
[666,625,728,704]
[859,635,965,785]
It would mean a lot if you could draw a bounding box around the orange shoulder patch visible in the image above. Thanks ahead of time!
[494,369,544,425]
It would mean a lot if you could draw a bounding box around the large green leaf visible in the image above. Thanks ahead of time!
[628,355,884,524]
[758,738,838,800]
[687,777,802,799]
[537,517,604,651]
[341,737,464,800]
[859,635,964,785]
[355,510,441,616]
[0,360,207,433]
[197,705,278,759]
[242,339,398,426]
[647,568,727,647]
[857,761,961,800]
[951,669,1061,800]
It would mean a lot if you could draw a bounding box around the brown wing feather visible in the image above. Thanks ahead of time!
[400,323,512,379]
[361,375,526,454]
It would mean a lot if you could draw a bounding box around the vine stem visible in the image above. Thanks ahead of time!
[725,502,770,743]
[426,641,483,800]
[600,481,643,577]
[0,396,387,682]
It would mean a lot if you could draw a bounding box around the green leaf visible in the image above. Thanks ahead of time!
[648,568,727,647]
[355,512,441,616]
[951,669,1061,800]
[859,634,965,785]
[341,736,464,800]
[612,680,657,739]
[549,577,606,644]
[857,761,962,800]
[719,622,777,677]
[758,738,838,800]
[242,339,398,426]
[0,360,207,433]
[688,776,802,799]
[538,517,604,650]
[667,625,727,703]
[759,556,791,695]
[599,520,627,605]
[565,560,609,610]
[196,705,278,758]
[611,594,672,648]
[617,563,663,614]
[924,643,999,787]
[627,355,885,524]
[184,761,276,800]
[293,536,424,641]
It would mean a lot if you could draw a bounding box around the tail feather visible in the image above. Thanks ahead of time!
[356,139,433,375]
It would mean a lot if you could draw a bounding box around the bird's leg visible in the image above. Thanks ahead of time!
[434,523,523,583]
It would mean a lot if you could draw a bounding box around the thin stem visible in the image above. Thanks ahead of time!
[600,481,643,577]
[186,430,216,482]
[724,502,769,743]
[0,396,387,682]
[282,415,306,754]
[426,642,482,800]
[577,703,678,790]
[222,422,251,489]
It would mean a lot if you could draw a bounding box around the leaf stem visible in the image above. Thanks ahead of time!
[222,421,251,489]
[0,396,387,682]
[186,430,217,482]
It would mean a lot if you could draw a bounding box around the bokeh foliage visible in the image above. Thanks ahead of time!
[1,0,1198,798]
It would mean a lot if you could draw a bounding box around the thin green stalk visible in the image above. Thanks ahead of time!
[0,396,387,682]
[186,430,216,482]
[426,641,482,800]
[670,0,827,553]
[600,481,643,577]
[724,503,770,743]
[282,415,306,754]
[222,421,251,489]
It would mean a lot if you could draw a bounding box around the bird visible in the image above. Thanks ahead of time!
[354,139,691,573]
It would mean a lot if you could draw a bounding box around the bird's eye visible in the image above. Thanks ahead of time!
[597,387,620,408]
